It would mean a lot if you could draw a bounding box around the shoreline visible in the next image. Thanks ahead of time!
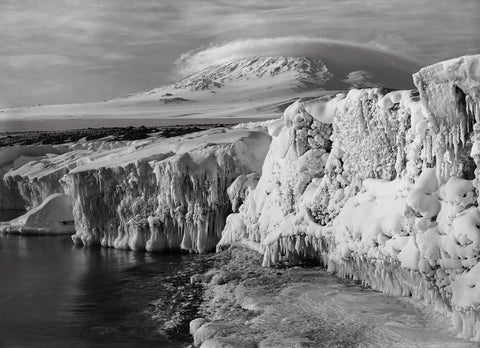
[189,247,476,347]
[0,124,225,147]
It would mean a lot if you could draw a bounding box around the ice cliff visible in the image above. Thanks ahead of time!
[220,54,480,340]
[0,145,67,209]
[1,128,270,250]
[55,128,268,253]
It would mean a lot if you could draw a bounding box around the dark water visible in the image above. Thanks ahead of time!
[0,211,202,348]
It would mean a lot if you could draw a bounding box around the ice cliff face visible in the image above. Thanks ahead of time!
[0,146,67,209]
[220,55,480,340]
[59,128,271,253]
[1,140,128,210]
[1,127,270,251]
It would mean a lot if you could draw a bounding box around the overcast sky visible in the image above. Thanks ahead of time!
[1,0,479,107]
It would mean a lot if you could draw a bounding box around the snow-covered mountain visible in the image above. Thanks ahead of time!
[117,56,335,103]
[119,55,391,101]
[0,51,417,131]
[171,56,333,91]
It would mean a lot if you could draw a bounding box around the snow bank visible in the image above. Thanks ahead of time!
[220,55,480,340]
[0,193,74,234]
[59,127,271,253]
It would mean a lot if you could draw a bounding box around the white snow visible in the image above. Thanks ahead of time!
[0,53,416,132]
[0,193,74,234]
[59,127,271,253]
[220,54,480,340]
[1,53,480,341]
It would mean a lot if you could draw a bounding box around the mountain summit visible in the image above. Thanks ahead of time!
[170,56,333,91]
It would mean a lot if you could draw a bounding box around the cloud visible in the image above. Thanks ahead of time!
[175,36,420,76]
[0,54,73,70]
[1,0,478,106]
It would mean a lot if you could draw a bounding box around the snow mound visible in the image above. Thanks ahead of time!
[0,193,74,234]
[220,54,480,340]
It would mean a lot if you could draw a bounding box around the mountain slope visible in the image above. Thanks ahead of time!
[171,56,333,91]
[0,51,419,131]
[118,56,335,102]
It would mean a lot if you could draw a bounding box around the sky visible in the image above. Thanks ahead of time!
[0,0,479,107]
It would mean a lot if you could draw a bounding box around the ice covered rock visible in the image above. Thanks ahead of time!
[220,54,480,340]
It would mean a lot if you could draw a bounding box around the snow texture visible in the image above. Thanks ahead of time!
[59,127,271,253]
[2,53,480,340]
[220,55,480,340]
[0,193,74,234]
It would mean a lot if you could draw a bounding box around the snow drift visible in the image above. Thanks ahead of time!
[220,54,480,340]
[0,193,74,234]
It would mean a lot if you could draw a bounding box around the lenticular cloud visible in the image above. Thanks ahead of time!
[175,36,417,76]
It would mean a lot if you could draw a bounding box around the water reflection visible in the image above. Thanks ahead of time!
[0,234,192,347]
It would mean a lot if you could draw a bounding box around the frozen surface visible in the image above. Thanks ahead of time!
[190,248,476,347]
[220,55,480,340]
[0,193,74,234]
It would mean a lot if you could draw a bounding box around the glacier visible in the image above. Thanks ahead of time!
[63,127,270,253]
[1,54,480,340]
[1,127,270,252]
[220,54,480,340]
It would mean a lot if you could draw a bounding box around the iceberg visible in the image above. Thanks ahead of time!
[0,193,75,234]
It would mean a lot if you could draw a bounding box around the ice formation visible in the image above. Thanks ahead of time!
[2,53,479,340]
[1,140,128,210]
[1,128,270,249]
[0,145,66,209]
[0,193,75,234]
[220,55,480,340]
[57,128,271,253]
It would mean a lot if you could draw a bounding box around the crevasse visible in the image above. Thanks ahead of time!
[220,54,480,340]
